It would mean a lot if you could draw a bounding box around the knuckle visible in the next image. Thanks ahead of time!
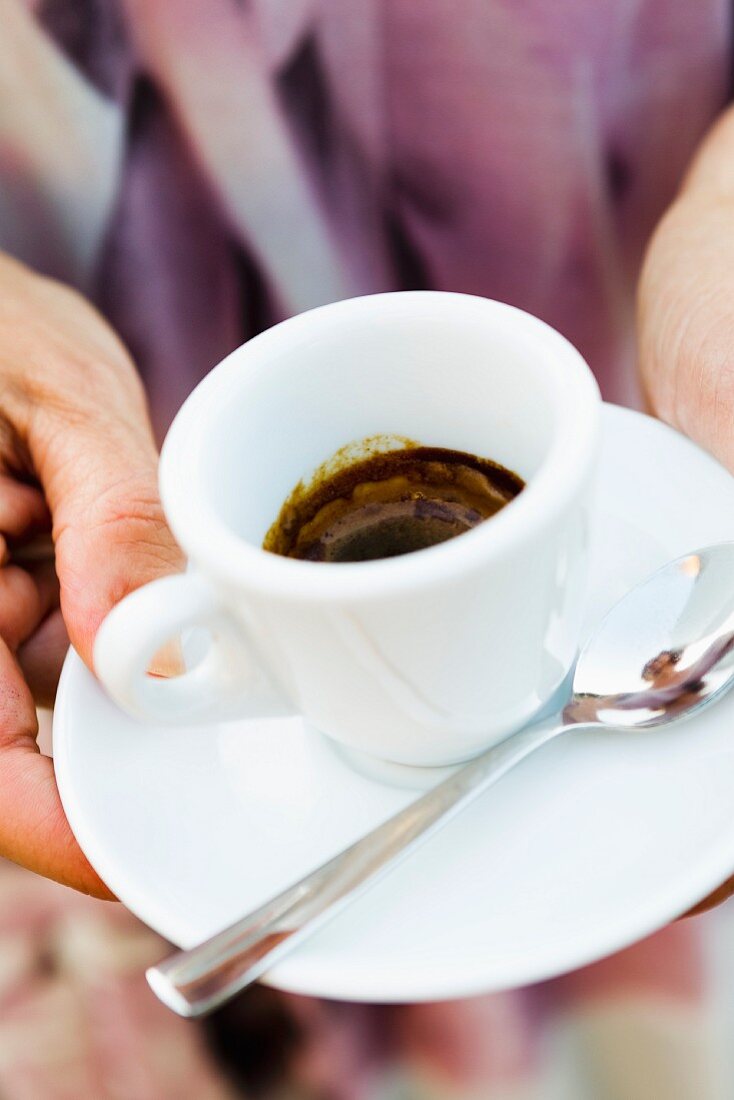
[55,469,164,549]
[85,471,166,531]
[56,471,182,596]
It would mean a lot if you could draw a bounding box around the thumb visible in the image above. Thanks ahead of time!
[30,401,184,670]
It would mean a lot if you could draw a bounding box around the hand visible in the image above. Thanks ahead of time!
[638,106,734,913]
[0,252,182,897]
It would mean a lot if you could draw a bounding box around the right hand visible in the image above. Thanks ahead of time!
[638,105,734,915]
[0,252,183,897]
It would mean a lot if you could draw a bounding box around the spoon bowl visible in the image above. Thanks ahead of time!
[569,544,734,728]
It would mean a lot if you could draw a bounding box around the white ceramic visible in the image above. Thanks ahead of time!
[55,405,734,1002]
[94,292,600,767]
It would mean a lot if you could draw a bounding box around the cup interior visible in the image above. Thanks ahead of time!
[173,294,593,553]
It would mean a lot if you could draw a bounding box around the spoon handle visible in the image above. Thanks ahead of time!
[147,717,566,1017]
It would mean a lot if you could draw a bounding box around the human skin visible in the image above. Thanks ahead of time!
[637,105,734,913]
[0,252,182,898]
[638,106,734,475]
[1,108,734,904]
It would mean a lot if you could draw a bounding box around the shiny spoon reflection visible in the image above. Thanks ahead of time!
[147,543,734,1017]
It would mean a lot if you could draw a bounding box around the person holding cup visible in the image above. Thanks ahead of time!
[0,1,731,1094]
[2,0,731,898]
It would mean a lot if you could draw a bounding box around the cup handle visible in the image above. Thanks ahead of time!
[94,573,293,724]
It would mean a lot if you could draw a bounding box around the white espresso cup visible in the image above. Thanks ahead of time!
[95,292,601,767]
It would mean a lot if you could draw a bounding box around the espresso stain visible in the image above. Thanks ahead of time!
[264,437,525,562]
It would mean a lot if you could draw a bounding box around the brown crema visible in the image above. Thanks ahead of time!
[264,446,525,563]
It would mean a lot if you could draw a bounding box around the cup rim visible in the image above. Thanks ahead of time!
[159,292,601,602]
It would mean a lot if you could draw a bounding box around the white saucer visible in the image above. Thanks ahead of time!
[53,405,734,1002]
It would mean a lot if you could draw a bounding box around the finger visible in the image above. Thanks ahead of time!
[17,609,68,707]
[0,476,49,537]
[0,560,59,651]
[0,637,112,897]
[30,409,183,670]
[638,166,734,477]
[148,636,185,678]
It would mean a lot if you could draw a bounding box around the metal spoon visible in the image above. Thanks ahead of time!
[147,544,734,1017]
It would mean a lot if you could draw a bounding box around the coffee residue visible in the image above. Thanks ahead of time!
[264,439,525,563]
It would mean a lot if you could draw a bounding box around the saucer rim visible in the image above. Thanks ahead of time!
[53,402,734,1002]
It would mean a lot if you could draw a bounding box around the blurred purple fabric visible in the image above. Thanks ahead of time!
[5,0,730,429]
[0,1,731,1096]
